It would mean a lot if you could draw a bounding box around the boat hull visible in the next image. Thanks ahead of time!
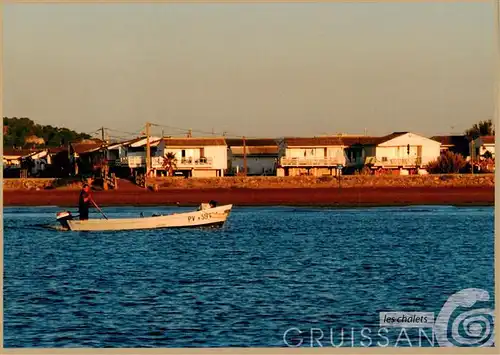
[63,205,232,232]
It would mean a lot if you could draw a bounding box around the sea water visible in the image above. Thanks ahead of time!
[3,205,494,347]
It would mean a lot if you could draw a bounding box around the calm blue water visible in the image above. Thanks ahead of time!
[3,205,494,348]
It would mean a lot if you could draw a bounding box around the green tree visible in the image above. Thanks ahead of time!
[465,119,495,139]
[3,117,91,147]
[162,152,178,176]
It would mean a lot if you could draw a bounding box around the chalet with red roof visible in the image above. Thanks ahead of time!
[155,137,227,177]
[277,132,441,176]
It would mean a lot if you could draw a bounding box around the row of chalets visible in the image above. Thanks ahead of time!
[3,132,495,178]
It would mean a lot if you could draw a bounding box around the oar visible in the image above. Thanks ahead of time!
[91,200,108,220]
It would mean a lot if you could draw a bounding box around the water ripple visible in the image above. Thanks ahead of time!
[3,205,494,347]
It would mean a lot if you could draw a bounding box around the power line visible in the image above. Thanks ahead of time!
[83,128,103,136]
[150,122,224,136]
[105,127,144,136]
[87,122,261,141]
[150,122,261,139]
[107,134,138,140]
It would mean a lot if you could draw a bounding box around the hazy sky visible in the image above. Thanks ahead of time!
[3,2,495,139]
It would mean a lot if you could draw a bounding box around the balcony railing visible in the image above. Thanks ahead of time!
[176,157,213,168]
[369,157,423,166]
[119,156,145,168]
[118,156,214,169]
[152,157,163,168]
[280,157,345,167]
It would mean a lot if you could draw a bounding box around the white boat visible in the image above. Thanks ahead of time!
[55,203,232,232]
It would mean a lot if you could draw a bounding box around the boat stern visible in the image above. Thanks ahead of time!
[56,211,73,230]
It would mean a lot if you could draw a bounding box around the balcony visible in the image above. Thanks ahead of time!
[370,157,423,167]
[280,157,345,167]
[176,157,213,168]
[120,156,145,168]
[153,156,213,169]
[118,156,214,169]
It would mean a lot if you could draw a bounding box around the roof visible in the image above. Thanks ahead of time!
[226,138,279,147]
[47,147,69,154]
[161,137,227,147]
[282,136,345,147]
[337,136,383,146]
[282,133,409,147]
[231,146,279,156]
[106,137,145,150]
[374,132,409,144]
[129,136,162,148]
[68,138,105,154]
[3,148,46,158]
[431,135,470,146]
[70,142,103,155]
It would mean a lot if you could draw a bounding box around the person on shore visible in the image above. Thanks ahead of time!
[78,183,94,220]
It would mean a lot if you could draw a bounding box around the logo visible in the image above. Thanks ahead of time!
[283,288,495,347]
[379,312,434,328]
[434,288,495,347]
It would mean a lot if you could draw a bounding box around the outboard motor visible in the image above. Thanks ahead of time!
[56,211,73,230]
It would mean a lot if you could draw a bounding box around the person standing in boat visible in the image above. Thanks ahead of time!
[78,183,94,220]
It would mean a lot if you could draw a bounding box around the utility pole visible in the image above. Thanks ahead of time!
[471,139,475,175]
[68,141,73,176]
[243,136,247,175]
[146,122,151,180]
[101,127,105,142]
[338,166,342,189]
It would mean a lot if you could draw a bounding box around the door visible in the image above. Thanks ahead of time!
[416,146,422,164]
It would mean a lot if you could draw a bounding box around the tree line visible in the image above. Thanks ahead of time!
[464,119,494,139]
[3,117,91,148]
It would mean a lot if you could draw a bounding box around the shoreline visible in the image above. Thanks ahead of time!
[3,186,494,207]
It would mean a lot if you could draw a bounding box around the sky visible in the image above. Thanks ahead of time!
[3,2,495,139]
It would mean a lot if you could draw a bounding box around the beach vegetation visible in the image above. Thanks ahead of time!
[426,151,467,174]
